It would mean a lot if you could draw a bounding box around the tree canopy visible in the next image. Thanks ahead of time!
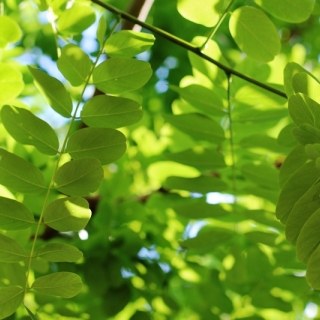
[1,0,320,319]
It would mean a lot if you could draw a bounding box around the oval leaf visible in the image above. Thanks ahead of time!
[229,6,280,62]
[28,66,72,118]
[81,95,143,128]
[66,127,126,165]
[1,105,59,155]
[0,149,46,195]
[92,57,152,94]
[307,245,320,289]
[292,72,320,105]
[0,233,27,263]
[35,243,83,262]
[57,44,92,86]
[0,16,22,48]
[0,286,24,319]
[97,15,107,47]
[54,158,103,196]
[43,197,91,232]
[0,196,35,230]
[31,272,82,298]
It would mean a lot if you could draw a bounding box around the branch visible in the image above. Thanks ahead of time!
[91,0,287,99]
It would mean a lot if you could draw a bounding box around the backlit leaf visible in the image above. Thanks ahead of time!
[0,149,46,195]
[31,272,82,298]
[35,243,83,262]
[0,286,24,319]
[0,196,34,230]
[57,44,92,86]
[92,57,152,94]
[0,233,27,262]
[66,127,126,165]
[163,113,225,143]
[105,30,155,57]
[43,197,91,232]
[54,158,103,196]
[292,72,320,104]
[0,16,22,48]
[97,16,107,47]
[29,66,72,118]
[81,95,142,128]
[1,105,59,155]
[229,6,280,62]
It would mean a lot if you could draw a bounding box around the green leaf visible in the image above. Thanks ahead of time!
[0,286,24,319]
[97,16,107,47]
[164,147,226,170]
[163,113,225,143]
[92,57,152,94]
[164,175,228,193]
[31,272,82,298]
[292,123,320,145]
[28,66,72,118]
[305,143,320,160]
[255,0,314,23]
[105,30,155,57]
[55,158,103,196]
[0,16,22,48]
[57,3,96,34]
[25,305,39,320]
[229,6,280,62]
[57,44,92,86]
[1,105,59,155]
[244,231,278,247]
[43,197,91,232]
[277,123,298,148]
[169,84,226,116]
[81,95,143,128]
[288,93,320,128]
[0,233,27,262]
[276,161,320,224]
[66,127,126,165]
[177,0,224,27]
[0,196,34,230]
[306,245,320,289]
[0,149,46,195]
[35,243,83,262]
[292,72,320,105]
[0,63,24,104]
[239,134,288,153]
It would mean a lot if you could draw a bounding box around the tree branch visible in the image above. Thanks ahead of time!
[91,0,287,99]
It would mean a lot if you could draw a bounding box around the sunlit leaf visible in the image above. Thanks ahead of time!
[57,43,92,86]
[97,15,107,47]
[43,197,91,231]
[81,95,142,128]
[0,16,22,48]
[66,127,126,165]
[0,233,27,262]
[0,196,34,230]
[292,72,320,105]
[1,105,59,155]
[105,30,155,57]
[0,63,24,104]
[0,286,24,319]
[163,113,225,143]
[229,6,280,62]
[28,66,72,118]
[92,57,152,94]
[0,149,46,195]
[254,0,314,23]
[35,243,83,262]
[57,2,96,34]
[54,158,104,196]
[31,272,82,298]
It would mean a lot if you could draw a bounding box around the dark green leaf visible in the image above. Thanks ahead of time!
[0,286,24,319]
[35,243,83,262]
[92,57,152,94]
[54,158,104,196]
[81,95,142,128]
[29,66,72,118]
[31,272,82,298]
[306,245,320,289]
[0,233,27,262]
[43,197,91,231]
[1,105,59,155]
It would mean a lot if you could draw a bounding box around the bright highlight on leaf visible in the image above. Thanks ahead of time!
[0,16,22,48]
[43,197,91,231]
[1,105,59,155]
[229,6,281,62]
[31,272,82,298]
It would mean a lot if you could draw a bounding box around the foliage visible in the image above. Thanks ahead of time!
[1,0,320,319]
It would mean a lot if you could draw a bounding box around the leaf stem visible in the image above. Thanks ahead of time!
[200,0,235,50]
[90,0,287,99]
